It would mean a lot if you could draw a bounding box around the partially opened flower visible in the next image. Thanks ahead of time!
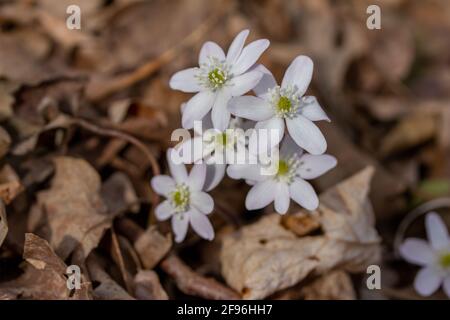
[227,138,336,214]
[170,29,269,131]
[228,56,330,155]
[399,212,450,298]
[150,149,215,242]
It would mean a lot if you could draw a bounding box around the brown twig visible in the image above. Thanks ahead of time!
[160,254,240,300]
[72,118,160,176]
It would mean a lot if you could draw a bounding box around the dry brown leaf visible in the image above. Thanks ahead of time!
[0,200,7,248]
[0,233,92,300]
[0,164,24,205]
[0,126,11,159]
[30,157,111,260]
[134,226,172,269]
[281,213,320,237]
[161,254,240,300]
[134,270,168,300]
[0,81,15,121]
[101,172,139,215]
[380,112,437,157]
[300,270,356,300]
[86,254,134,300]
[220,167,381,299]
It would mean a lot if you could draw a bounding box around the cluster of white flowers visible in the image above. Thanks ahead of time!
[151,30,337,242]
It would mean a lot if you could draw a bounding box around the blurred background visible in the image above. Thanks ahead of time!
[0,0,449,300]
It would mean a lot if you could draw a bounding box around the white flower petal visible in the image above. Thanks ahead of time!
[199,41,225,65]
[274,182,290,214]
[187,164,206,191]
[289,178,319,211]
[228,96,273,121]
[280,134,303,158]
[204,163,226,191]
[172,212,190,243]
[252,64,277,96]
[245,179,277,210]
[182,91,215,129]
[300,96,330,122]
[191,191,214,214]
[155,200,174,221]
[230,69,263,97]
[178,137,208,164]
[414,267,443,296]
[443,277,450,298]
[169,67,201,93]
[151,175,175,196]
[167,149,188,183]
[227,164,265,181]
[226,29,249,64]
[281,55,313,96]
[399,238,435,266]
[249,117,284,155]
[297,154,337,180]
[211,90,231,131]
[286,115,327,155]
[189,209,214,241]
[426,212,450,251]
[231,39,270,76]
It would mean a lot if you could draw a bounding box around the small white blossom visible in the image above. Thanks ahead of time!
[151,149,215,243]
[228,56,330,155]
[170,29,269,131]
[227,138,336,214]
[399,212,450,298]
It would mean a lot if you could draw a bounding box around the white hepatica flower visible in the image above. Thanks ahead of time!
[227,139,337,214]
[170,29,269,131]
[151,149,215,243]
[399,212,450,298]
[228,56,330,155]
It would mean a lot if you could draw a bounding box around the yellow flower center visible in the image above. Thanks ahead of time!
[170,184,190,212]
[208,68,226,87]
[277,160,289,176]
[277,96,292,113]
[440,253,450,269]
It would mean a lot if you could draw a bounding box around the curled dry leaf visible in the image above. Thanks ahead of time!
[0,200,7,248]
[134,270,168,300]
[220,167,381,299]
[29,157,111,260]
[0,233,92,299]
